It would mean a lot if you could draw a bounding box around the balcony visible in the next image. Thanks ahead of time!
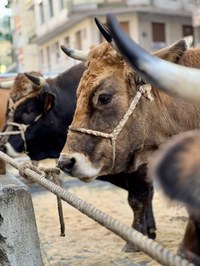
[68,0,127,13]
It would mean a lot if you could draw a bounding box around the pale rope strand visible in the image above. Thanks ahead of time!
[0,123,26,138]
[0,131,21,136]
[7,122,28,151]
[0,151,194,266]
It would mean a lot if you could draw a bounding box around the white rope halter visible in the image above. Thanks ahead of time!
[69,84,153,169]
[0,94,43,153]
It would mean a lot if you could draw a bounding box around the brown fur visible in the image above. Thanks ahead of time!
[150,130,200,262]
[0,89,10,131]
[10,71,42,102]
[59,41,200,262]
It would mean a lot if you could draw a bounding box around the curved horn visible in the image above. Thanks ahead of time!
[0,80,14,88]
[94,17,118,52]
[106,14,200,104]
[24,73,47,87]
[183,35,193,49]
[60,45,88,61]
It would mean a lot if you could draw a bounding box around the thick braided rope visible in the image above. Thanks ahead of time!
[39,166,66,237]
[0,151,194,266]
[69,85,152,169]
[20,163,65,237]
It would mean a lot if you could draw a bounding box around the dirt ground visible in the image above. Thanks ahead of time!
[12,159,188,266]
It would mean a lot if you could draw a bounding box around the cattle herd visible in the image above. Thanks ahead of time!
[0,14,200,264]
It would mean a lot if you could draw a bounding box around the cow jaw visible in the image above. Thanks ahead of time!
[58,152,102,182]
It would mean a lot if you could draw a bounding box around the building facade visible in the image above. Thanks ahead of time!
[9,0,198,73]
[0,6,13,73]
[8,0,39,72]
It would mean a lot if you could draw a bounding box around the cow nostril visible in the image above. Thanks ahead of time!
[0,145,6,153]
[58,157,76,174]
[67,157,75,169]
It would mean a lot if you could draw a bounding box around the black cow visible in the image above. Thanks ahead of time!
[2,64,85,160]
[1,62,156,253]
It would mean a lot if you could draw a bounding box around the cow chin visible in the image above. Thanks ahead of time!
[58,152,102,181]
[5,142,22,158]
[78,176,96,183]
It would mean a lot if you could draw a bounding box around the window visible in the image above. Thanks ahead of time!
[120,21,129,34]
[40,49,44,66]
[99,21,129,43]
[64,36,70,46]
[75,30,82,50]
[152,22,166,49]
[39,2,44,24]
[55,42,60,63]
[47,46,51,71]
[63,37,70,60]
[48,0,54,18]
[59,0,65,9]
[182,25,193,37]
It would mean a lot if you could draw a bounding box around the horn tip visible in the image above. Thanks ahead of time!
[94,16,112,43]
[24,72,41,86]
[60,45,74,57]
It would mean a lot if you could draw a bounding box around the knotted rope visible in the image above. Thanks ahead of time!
[0,151,194,266]
[69,85,153,169]
[17,161,65,237]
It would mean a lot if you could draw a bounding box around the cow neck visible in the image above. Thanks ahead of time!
[0,91,43,153]
[69,84,154,170]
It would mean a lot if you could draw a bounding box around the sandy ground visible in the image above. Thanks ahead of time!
[10,159,188,266]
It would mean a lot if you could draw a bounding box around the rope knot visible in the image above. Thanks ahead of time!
[18,124,28,131]
[38,167,61,181]
[18,161,45,182]
[139,84,154,101]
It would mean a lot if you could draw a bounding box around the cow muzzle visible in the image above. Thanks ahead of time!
[58,152,101,182]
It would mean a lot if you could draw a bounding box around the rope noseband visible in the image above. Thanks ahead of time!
[0,92,43,153]
[69,84,153,169]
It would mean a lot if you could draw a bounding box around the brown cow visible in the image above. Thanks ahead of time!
[150,131,200,264]
[102,14,200,263]
[57,25,200,261]
[58,40,200,180]
[1,66,158,253]
[0,89,10,131]
[0,79,15,131]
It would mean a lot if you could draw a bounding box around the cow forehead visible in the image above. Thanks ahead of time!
[77,43,127,97]
[10,72,42,102]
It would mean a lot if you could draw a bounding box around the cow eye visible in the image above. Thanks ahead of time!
[98,94,112,105]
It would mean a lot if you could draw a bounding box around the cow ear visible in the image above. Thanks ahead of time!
[153,39,187,63]
[39,88,55,112]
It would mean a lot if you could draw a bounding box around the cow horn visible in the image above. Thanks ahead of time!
[183,35,193,48]
[60,45,88,62]
[24,73,47,87]
[0,80,14,88]
[94,17,119,52]
[106,14,200,104]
